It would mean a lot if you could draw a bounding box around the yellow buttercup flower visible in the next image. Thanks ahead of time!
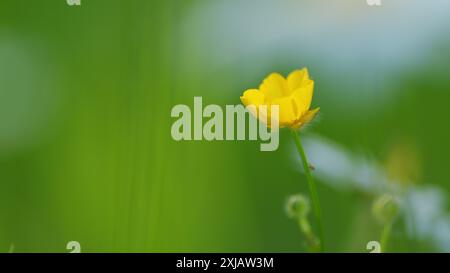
[240,68,319,129]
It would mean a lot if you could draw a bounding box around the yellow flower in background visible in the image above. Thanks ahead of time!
[240,68,319,129]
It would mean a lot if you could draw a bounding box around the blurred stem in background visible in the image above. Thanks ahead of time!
[291,130,324,252]
[372,194,400,253]
[380,221,393,251]
[286,194,320,252]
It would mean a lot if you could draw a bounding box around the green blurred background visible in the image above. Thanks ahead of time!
[1,0,450,252]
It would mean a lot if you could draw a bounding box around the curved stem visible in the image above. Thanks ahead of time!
[291,129,324,252]
[380,221,392,252]
[298,217,320,252]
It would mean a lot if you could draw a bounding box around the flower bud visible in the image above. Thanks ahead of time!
[372,194,400,224]
[286,194,310,219]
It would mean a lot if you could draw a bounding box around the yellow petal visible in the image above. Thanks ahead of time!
[294,107,320,129]
[287,68,310,93]
[240,89,268,122]
[240,89,265,107]
[259,73,289,100]
[271,96,301,127]
[291,80,314,115]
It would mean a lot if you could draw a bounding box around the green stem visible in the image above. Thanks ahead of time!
[380,221,392,252]
[291,129,324,252]
[298,217,320,252]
